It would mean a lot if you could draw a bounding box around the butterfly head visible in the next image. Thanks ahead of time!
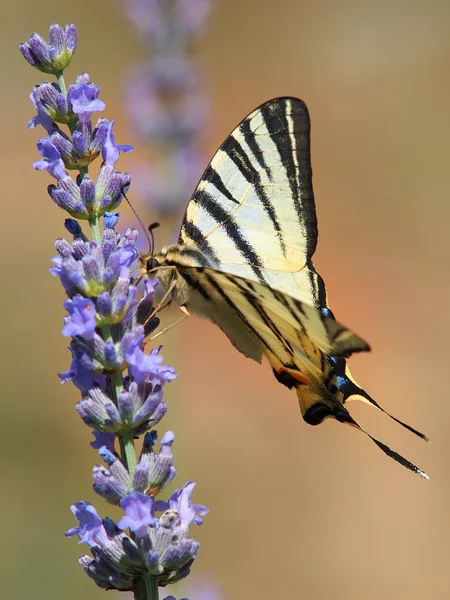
[144,255,160,273]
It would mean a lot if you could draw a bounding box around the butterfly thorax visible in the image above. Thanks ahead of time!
[141,244,217,306]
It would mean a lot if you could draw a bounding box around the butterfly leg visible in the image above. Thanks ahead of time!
[147,277,178,320]
[146,306,190,342]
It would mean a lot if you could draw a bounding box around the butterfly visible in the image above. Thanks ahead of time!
[141,97,428,478]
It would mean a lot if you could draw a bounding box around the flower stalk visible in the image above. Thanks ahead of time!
[21,22,207,600]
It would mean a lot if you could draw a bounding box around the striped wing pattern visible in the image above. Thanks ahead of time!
[179,97,326,306]
[151,98,428,478]
[177,265,369,362]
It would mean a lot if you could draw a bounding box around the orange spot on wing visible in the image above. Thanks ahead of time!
[277,366,310,385]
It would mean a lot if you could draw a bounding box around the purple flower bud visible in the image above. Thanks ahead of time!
[116,389,134,424]
[104,211,120,229]
[52,23,77,70]
[30,81,73,125]
[145,430,158,448]
[94,164,127,215]
[104,451,132,491]
[99,447,117,466]
[64,219,83,237]
[19,42,38,67]
[134,401,168,435]
[81,252,102,285]
[160,538,199,572]
[22,33,52,72]
[71,238,90,259]
[54,237,74,257]
[48,23,65,54]
[64,24,78,53]
[28,90,56,132]
[93,464,128,504]
[103,341,118,367]
[90,118,109,154]
[72,129,88,157]
[92,450,132,504]
[79,554,134,591]
[55,92,69,115]
[50,131,74,163]
[48,184,89,218]
[76,387,122,430]
[79,176,95,210]
[133,430,176,495]
[32,81,58,106]
[96,292,112,317]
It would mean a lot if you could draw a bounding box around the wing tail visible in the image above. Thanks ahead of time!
[329,357,429,442]
[351,388,429,442]
[293,372,429,479]
[346,416,429,480]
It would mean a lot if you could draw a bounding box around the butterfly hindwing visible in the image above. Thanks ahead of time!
[174,265,369,365]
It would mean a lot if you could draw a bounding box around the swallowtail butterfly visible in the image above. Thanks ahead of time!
[142,97,428,478]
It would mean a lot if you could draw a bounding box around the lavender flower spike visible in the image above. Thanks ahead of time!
[22,22,208,600]
[122,0,213,213]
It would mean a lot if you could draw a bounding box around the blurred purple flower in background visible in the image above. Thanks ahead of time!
[21,22,208,600]
[122,0,214,214]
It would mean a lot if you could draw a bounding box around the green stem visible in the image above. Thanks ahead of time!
[133,573,159,600]
[56,71,67,96]
[82,168,101,244]
[120,429,137,476]
[89,214,101,244]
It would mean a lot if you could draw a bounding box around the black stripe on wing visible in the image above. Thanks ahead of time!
[240,118,273,180]
[202,270,276,355]
[202,165,240,205]
[222,135,286,255]
[181,220,221,264]
[228,274,295,354]
[261,98,318,260]
[182,270,212,301]
[189,190,269,284]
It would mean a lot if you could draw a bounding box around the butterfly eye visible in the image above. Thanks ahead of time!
[146,257,159,271]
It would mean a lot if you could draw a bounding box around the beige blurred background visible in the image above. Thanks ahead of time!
[3,1,450,599]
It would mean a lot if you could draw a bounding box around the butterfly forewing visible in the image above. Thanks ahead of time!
[179,97,325,306]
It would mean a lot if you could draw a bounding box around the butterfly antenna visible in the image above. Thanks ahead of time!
[121,187,154,253]
[148,221,160,256]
